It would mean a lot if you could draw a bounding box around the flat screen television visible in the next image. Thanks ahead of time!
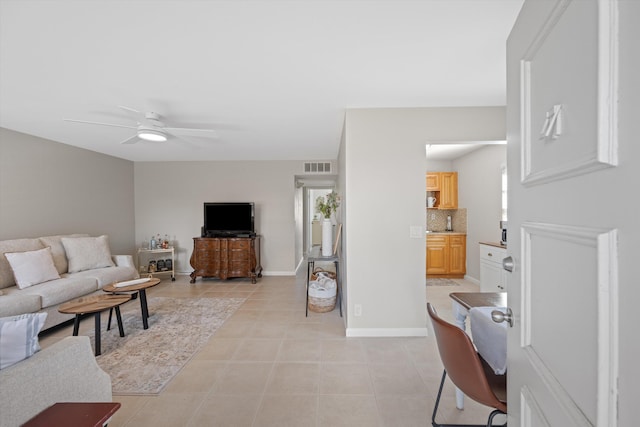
[203,202,255,237]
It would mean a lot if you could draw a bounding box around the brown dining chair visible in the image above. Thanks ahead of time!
[427,303,507,427]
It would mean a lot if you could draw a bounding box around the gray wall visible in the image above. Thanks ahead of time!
[134,161,302,275]
[0,128,135,254]
[454,144,506,281]
[343,106,506,336]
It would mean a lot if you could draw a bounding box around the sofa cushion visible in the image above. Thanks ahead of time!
[0,293,41,318]
[4,247,61,289]
[39,234,89,274]
[0,313,47,370]
[0,238,44,289]
[67,266,139,288]
[61,235,115,273]
[11,277,98,308]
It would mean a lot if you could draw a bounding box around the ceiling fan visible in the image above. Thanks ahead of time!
[64,106,217,145]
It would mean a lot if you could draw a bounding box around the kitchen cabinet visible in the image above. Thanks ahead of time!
[426,234,449,275]
[426,172,458,209]
[426,173,440,191]
[426,233,466,278]
[448,235,466,275]
[479,243,507,292]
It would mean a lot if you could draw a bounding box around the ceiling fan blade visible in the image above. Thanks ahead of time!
[117,105,142,115]
[119,134,139,145]
[164,127,218,137]
[63,119,137,130]
[165,130,220,148]
[163,132,199,148]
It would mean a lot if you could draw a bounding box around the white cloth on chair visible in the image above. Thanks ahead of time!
[469,306,508,374]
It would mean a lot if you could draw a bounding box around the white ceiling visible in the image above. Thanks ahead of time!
[425,141,507,160]
[0,0,523,162]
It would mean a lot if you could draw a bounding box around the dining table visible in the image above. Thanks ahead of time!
[448,291,508,409]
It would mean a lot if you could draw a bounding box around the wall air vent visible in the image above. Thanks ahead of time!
[303,162,332,174]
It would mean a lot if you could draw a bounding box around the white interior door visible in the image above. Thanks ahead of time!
[505,0,633,425]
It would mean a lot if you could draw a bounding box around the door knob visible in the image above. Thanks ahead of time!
[502,256,514,272]
[491,308,514,327]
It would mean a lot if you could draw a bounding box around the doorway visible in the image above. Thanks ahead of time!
[293,177,337,272]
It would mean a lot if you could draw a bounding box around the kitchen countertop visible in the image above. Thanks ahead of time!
[427,231,466,235]
[479,241,507,249]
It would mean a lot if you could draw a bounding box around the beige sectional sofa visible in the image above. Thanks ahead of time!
[0,336,113,427]
[0,234,138,330]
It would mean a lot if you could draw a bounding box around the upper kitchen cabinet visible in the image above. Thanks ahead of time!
[426,172,458,209]
[426,173,440,191]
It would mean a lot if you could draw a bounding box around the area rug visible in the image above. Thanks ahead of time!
[426,278,460,286]
[88,296,245,395]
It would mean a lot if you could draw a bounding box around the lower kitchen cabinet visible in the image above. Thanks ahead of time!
[479,243,507,292]
[426,234,466,278]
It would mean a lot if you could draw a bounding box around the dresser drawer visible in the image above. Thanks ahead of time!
[479,244,507,263]
[228,239,251,249]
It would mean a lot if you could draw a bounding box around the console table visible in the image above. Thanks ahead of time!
[190,236,262,283]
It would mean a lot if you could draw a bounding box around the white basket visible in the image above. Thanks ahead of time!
[308,278,337,313]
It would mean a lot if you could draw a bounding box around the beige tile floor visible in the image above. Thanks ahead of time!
[39,269,501,427]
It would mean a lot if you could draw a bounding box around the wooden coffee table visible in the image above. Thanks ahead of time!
[59,294,131,356]
[103,277,161,330]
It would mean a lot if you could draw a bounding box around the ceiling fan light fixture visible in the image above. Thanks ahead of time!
[138,129,167,142]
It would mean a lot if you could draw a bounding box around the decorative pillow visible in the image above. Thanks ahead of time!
[4,247,61,289]
[61,235,115,273]
[0,313,47,370]
[39,234,90,274]
[0,238,44,289]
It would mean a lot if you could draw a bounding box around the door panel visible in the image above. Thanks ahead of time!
[520,0,617,186]
[507,0,621,425]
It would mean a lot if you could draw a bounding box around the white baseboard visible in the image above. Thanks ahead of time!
[261,270,296,276]
[464,274,480,285]
[345,327,429,338]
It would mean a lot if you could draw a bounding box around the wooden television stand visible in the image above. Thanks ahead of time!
[190,236,262,284]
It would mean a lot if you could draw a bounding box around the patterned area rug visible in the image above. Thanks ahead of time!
[426,278,460,286]
[88,296,245,395]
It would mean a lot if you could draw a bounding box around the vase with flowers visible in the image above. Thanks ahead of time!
[316,191,340,256]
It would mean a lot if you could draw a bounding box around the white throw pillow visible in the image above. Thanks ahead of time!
[39,234,90,274]
[0,313,47,370]
[61,235,115,273]
[4,247,61,289]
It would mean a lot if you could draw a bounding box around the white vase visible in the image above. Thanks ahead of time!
[321,218,333,256]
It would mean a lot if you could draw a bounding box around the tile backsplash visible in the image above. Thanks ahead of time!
[426,208,467,233]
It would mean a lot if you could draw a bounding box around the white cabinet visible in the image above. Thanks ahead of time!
[479,244,507,292]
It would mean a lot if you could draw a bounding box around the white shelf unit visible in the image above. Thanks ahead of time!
[137,247,176,281]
